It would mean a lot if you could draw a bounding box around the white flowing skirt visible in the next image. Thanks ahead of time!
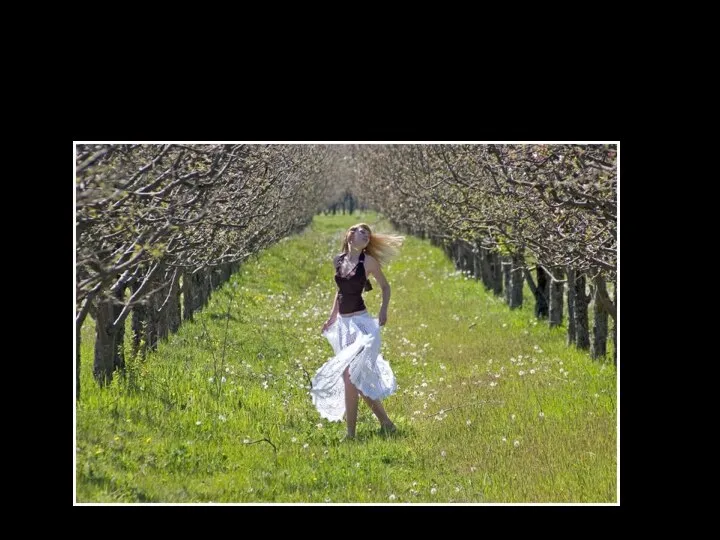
[310,312,397,422]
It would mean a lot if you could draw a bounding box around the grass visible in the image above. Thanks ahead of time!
[75,211,617,503]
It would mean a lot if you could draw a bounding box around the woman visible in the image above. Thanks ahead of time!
[310,223,404,440]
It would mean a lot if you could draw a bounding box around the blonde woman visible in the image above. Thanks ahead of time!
[311,223,404,440]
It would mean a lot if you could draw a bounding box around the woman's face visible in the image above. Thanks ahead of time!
[347,226,369,249]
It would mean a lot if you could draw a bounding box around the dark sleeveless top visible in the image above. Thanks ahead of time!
[334,252,373,314]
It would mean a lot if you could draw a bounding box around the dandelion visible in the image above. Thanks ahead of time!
[208,377,214,382]
[430,488,437,495]
[501,437,507,443]
[218,414,227,422]
[316,423,323,429]
[196,421,202,426]
[529,369,536,375]
[221,376,227,383]
[511,414,516,421]
[441,450,446,457]
[514,440,520,447]
[389,494,397,501]
[502,323,507,328]
[243,438,250,443]
[455,486,461,493]
[291,437,298,443]
[466,419,472,426]
[518,371,525,376]
[303,443,309,449]
[355,462,360,468]
[490,382,497,387]
[539,412,545,418]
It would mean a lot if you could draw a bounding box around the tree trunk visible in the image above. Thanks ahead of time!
[221,262,232,285]
[157,288,169,344]
[93,291,124,386]
[183,271,196,322]
[167,272,181,335]
[76,326,81,400]
[566,267,576,346]
[591,275,609,360]
[473,245,481,280]
[460,242,472,273]
[132,281,148,359]
[146,286,161,353]
[502,259,512,305]
[480,248,493,290]
[549,267,564,328]
[510,253,524,309]
[491,251,503,297]
[201,269,213,309]
[574,274,590,350]
[534,267,549,319]
[611,281,616,366]
[113,287,126,375]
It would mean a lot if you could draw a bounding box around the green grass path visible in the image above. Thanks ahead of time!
[76,212,617,503]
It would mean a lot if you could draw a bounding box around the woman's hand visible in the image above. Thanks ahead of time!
[378,309,387,326]
[322,316,337,333]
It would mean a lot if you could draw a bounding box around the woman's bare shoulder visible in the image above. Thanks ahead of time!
[363,253,379,267]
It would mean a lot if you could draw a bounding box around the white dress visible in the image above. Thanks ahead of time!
[310,312,397,422]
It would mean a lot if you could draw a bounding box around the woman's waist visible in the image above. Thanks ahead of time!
[338,308,369,318]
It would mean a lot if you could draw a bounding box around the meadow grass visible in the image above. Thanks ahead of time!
[76,211,617,503]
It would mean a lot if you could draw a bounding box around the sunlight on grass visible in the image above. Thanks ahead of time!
[76,211,617,503]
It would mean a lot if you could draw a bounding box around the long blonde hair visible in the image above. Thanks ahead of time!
[342,223,404,266]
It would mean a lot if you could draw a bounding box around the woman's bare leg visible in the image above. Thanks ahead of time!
[343,367,359,438]
[360,394,395,430]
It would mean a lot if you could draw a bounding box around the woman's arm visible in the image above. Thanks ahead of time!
[329,290,339,320]
[322,291,339,332]
[364,255,391,326]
